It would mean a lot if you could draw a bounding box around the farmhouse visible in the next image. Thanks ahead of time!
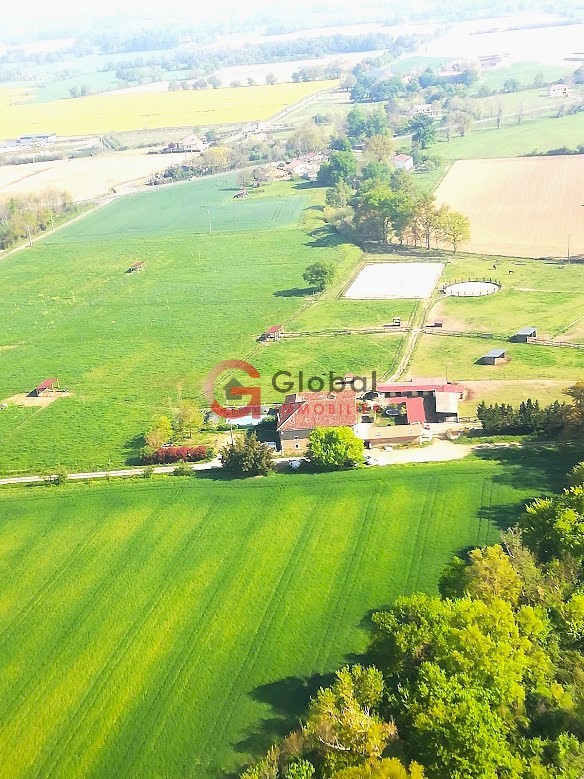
[276,390,357,452]
[480,348,506,365]
[394,153,414,171]
[175,135,208,153]
[512,327,537,343]
[372,379,466,423]
[127,260,146,273]
[548,83,571,98]
[34,378,59,397]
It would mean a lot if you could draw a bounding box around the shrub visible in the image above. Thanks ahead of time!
[143,445,212,464]
[173,463,194,476]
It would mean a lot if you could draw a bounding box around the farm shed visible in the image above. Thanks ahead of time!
[480,348,506,365]
[260,324,284,342]
[34,378,59,396]
[127,261,146,273]
[512,327,537,343]
[356,422,424,448]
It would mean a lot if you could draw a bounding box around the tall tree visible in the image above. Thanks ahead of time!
[363,134,395,164]
[308,427,364,470]
[303,262,336,291]
[408,115,436,149]
[437,208,470,253]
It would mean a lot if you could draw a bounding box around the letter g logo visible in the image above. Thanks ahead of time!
[204,359,261,419]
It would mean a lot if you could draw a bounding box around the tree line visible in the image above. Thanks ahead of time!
[241,456,584,779]
[477,383,584,438]
[317,111,469,252]
[0,190,74,249]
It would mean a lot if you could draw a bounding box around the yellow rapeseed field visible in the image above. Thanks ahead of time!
[0,81,335,137]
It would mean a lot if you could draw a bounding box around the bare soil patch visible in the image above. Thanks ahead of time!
[3,392,71,407]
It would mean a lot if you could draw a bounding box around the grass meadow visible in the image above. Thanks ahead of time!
[0,176,367,474]
[410,334,584,382]
[0,451,577,778]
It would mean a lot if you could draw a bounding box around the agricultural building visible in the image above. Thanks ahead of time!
[277,390,357,452]
[355,422,424,449]
[374,379,466,423]
[481,348,506,365]
[34,378,59,397]
[259,324,284,342]
[512,327,537,342]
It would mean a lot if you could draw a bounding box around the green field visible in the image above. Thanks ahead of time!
[253,333,403,400]
[0,177,368,474]
[0,452,577,778]
[54,175,309,241]
[432,253,584,338]
[410,334,584,381]
[435,112,584,161]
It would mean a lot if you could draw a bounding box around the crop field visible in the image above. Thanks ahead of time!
[435,156,584,258]
[0,452,576,777]
[0,149,183,202]
[0,81,334,137]
[0,177,365,474]
[54,175,309,240]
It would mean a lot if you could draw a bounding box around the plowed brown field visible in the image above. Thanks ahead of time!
[435,156,584,258]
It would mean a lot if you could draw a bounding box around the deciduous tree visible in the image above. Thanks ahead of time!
[308,427,364,470]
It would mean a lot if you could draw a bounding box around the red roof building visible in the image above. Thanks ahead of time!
[374,379,465,423]
[405,396,426,424]
[277,390,357,452]
[34,378,59,396]
[260,324,284,342]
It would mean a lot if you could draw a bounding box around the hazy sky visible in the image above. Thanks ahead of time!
[1,0,318,24]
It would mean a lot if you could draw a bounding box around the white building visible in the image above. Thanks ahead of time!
[548,83,571,98]
[408,103,432,116]
[176,134,208,152]
[393,154,414,171]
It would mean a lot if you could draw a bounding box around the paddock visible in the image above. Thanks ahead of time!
[344,262,445,300]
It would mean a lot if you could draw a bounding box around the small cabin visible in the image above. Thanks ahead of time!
[511,327,537,343]
[480,348,506,366]
[34,378,59,396]
[259,324,284,343]
[127,261,146,273]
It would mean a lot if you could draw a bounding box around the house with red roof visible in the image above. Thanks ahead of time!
[277,390,357,452]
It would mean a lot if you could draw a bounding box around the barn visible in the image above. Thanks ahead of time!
[512,327,537,343]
